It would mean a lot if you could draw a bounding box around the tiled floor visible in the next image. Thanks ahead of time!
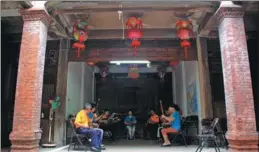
[2,139,227,152]
[64,139,227,152]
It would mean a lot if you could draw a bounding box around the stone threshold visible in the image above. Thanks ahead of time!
[40,145,69,152]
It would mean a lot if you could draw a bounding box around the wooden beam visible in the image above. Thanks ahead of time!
[53,7,214,15]
[1,9,21,17]
[69,47,197,62]
[196,37,213,119]
[198,12,217,37]
[198,2,251,37]
[54,39,69,145]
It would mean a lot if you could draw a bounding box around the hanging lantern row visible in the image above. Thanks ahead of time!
[99,66,109,79]
[126,17,143,56]
[72,21,88,58]
[128,65,140,79]
[169,61,180,70]
[175,19,193,59]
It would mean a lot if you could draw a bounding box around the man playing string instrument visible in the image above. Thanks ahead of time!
[160,105,181,147]
[74,103,104,152]
[98,109,118,141]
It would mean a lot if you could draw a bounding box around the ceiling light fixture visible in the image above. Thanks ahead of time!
[110,60,150,64]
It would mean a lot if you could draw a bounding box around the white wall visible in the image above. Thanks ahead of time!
[174,61,200,117]
[66,62,94,117]
[174,62,187,116]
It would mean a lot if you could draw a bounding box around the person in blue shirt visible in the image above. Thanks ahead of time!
[160,105,181,146]
[88,104,98,125]
[124,110,137,140]
[87,103,104,148]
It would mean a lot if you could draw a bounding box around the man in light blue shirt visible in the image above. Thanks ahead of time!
[160,105,181,146]
[124,111,137,140]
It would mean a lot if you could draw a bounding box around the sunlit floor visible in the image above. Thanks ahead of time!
[64,139,227,152]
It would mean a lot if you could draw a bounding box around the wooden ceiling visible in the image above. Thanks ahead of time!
[1,1,258,62]
[45,1,217,39]
[1,1,258,40]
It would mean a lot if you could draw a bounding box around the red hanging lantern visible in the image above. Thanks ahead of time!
[175,19,193,59]
[72,21,88,58]
[126,17,143,56]
[169,61,179,70]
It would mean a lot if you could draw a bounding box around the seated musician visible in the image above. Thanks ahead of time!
[88,103,100,128]
[88,103,105,145]
[74,103,105,152]
[98,109,118,141]
[124,110,137,140]
[160,105,181,147]
[143,109,160,140]
[173,104,183,116]
[157,110,170,141]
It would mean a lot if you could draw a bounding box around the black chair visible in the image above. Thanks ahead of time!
[67,117,91,152]
[195,118,221,152]
[215,119,228,149]
[184,115,199,144]
[170,119,188,147]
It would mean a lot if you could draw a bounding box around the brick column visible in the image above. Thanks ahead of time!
[216,2,258,151]
[9,8,50,152]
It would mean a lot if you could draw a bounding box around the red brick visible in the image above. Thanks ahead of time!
[9,9,50,152]
[217,3,258,151]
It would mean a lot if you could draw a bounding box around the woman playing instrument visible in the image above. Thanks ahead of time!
[160,105,181,147]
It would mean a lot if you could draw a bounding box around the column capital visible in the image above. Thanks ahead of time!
[215,2,245,24]
[19,8,52,27]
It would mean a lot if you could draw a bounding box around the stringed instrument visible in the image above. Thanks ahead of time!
[159,100,170,128]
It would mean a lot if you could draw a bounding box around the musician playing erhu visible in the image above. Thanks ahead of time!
[160,105,181,147]
[88,103,104,143]
[143,109,160,140]
[98,109,118,141]
[124,110,137,140]
[88,103,100,128]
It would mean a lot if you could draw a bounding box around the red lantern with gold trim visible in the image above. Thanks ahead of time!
[126,17,143,56]
[175,19,193,59]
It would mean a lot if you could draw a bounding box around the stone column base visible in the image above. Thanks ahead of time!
[10,130,41,152]
[227,132,258,152]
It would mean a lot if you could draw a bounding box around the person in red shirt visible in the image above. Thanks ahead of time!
[143,109,160,140]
